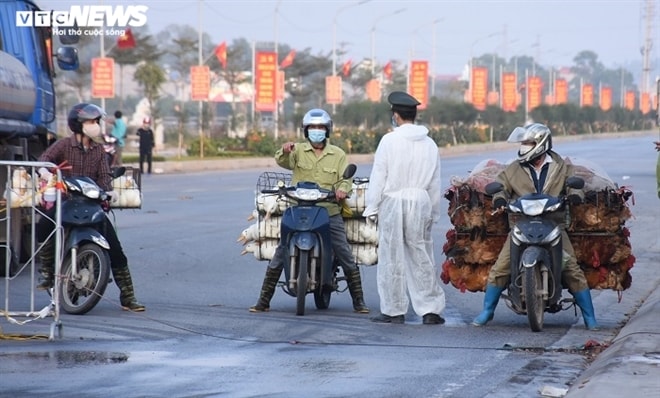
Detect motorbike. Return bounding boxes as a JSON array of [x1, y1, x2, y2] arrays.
[[262, 164, 357, 316], [54, 167, 126, 315], [485, 176, 585, 332]]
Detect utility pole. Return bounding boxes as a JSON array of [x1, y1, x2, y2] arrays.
[[640, 0, 655, 111]]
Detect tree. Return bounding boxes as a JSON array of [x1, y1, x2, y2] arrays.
[[134, 61, 166, 128], [107, 28, 164, 109]]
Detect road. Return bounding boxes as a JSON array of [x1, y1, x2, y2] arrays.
[[1, 132, 659, 397]]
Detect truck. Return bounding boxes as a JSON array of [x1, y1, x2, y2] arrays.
[[0, 0, 79, 274]]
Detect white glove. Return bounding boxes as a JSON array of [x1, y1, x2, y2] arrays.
[[106, 191, 118, 202], [38, 167, 53, 181]]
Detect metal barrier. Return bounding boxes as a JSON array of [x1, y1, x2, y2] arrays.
[[0, 161, 62, 340]]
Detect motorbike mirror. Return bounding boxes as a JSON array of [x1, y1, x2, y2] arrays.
[[566, 176, 585, 190], [485, 181, 504, 195], [111, 167, 126, 179], [343, 164, 357, 179]]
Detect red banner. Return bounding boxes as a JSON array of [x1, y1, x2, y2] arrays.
[[640, 92, 651, 114], [325, 76, 342, 105], [555, 79, 568, 105], [501, 73, 517, 112], [91, 57, 115, 98], [366, 79, 381, 102], [409, 60, 428, 110], [624, 90, 635, 110], [471, 67, 488, 111], [190, 65, 210, 101], [527, 76, 543, 110], [581, 83, 594, 107], [600, 86, 612, 111], [255, 51, 277, 112]]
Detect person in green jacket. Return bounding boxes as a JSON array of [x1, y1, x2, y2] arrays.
[[249, 109, 369, 314]]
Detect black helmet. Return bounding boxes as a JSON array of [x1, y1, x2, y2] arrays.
[[67, 103, 106, 135]]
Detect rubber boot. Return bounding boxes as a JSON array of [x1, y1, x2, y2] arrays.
[[573, 289, 600, 330], [472, 284, 505, 326], [249, 267, 282, 312], [36, 239, 55, 290], [345, 267, 369, 314], [113, 267, 146, 312]]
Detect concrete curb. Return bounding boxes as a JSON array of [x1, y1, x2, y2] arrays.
[[565, 285, 660, 397]]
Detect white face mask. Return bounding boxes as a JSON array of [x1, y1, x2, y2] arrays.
[[519, 143, 535, 155], [307, 129, 326, 143], [82, 123, 104, 144]]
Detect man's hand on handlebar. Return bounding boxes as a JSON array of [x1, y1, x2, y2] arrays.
[[335, 189, 347, 201]]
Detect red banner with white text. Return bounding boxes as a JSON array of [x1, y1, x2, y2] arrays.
[[600, 86, 612, 111], [501, 72, 517, 112], [255, 51, 277, 111], [527, 76, 543, 110], [581, 83, 594, 107], [409, 61, 428, 110], [624, 90, 635, 110], [471, 67, 488, 111], [554, 79, 568, 105]]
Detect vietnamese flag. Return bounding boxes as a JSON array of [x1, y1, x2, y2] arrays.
[[279, 50, 296, 69], [117, 28, 136, 49], [342, 60, 352, 77], [383, 61, 392, 80], [214, 42, 227, 69]]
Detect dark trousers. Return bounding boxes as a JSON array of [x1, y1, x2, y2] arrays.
[[139, 151, 153, 174]]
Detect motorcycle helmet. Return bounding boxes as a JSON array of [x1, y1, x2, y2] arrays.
[[68, 103, 106, 136], [301, 108, 333, 139], [507, 123, 552, 164]]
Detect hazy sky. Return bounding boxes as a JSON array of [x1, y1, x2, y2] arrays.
[[45, 0, 659, 77]]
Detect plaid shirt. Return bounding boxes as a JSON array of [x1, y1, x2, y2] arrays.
[[39, 135, 113, 191]]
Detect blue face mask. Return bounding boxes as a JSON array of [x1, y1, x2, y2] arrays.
[[307, 129, 326, 143]]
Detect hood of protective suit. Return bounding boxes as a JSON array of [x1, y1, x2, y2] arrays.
[[393, 123, 429, 140]]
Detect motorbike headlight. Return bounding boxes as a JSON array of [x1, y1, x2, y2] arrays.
[[78, 180, 101, 199], [520, 198, 548, 216], [290, 188, 327, 201]]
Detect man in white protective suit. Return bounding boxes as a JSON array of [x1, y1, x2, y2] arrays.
[[363, 91, 446, 325]]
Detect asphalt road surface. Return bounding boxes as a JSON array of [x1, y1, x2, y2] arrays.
[[1, 132, 659, 398]]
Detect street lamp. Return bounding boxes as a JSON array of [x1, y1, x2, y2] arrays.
[[468, 31, 500, 103], [273, 0, 282, 139], [332, 0, 370, 113], [333, 0, 371, 77], [371, 8, 406, 76]]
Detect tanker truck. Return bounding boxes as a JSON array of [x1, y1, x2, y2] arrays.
[[0, 0, 79, 275]]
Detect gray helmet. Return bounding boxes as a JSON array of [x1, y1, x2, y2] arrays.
[[507, 123, 553, 163], [301, 108, 332, 138]]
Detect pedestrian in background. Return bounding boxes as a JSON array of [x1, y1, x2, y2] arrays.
[[137, 117, 155, 174], [363, 91, 446, 325], [110, 110, 126, 166]]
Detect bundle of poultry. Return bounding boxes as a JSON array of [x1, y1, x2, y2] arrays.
[[441, 158, 635, 293]]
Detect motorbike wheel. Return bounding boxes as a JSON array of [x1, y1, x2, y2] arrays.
[[314, 286, 332, 310], [524, 266, 545, 332], [58, 243, 111, 315], [296, 250, 309, 316]]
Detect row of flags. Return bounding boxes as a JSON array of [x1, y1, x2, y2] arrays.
[[117, 32, 395, 80]]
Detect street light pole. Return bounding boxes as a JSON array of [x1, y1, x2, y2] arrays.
[[370, 8, 406, 76], [198, 0, 204, 158], [273, 0, 281, 140], [332, 0, 371, 114]]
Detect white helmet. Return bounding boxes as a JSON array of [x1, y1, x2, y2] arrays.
[[507, 123, 553, 164], [301, 108, 332, 138]]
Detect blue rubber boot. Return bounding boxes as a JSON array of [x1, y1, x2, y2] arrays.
[[472, 284, 505, 326], [573, 289, 600, 330]]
